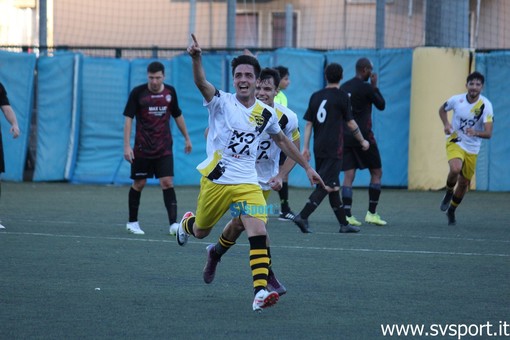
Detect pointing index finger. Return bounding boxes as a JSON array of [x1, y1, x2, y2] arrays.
[[191, 33, 198, 45]]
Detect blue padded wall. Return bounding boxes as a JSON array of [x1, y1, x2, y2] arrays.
[[71, 57, 130, 183], [1, 48, 507, 191], [325, 49, 412, 187], [34, 53, 78, 181], [0, 51, 36, 181], [475, 52, 510, 191], [272, 49, 327, 188]]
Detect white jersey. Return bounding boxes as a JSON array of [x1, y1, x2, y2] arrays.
[[197, 90, 281, 185], [444, 93, 494, 154], [256, 102, 300, 190]]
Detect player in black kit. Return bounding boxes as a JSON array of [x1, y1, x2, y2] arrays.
[[340, 58, 387, 227], [293, 63, 369, 234]]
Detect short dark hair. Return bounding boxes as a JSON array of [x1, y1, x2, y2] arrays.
[[147, 61, 165, 74], [259, 68, 281, 88], [467, 71, 484, 84], [274, 65, 289, 79], [231, 55, 261, 78], [355, 58, 372, 72], [324, 63, 343, 84]]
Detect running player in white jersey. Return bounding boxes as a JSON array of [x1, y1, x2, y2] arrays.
[[178, 34, 324, 312], [201, 68, 300, 297], [438, 71, 494, 225]]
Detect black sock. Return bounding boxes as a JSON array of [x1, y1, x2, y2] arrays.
[[279, 182, 290, 212], [299, 186, 328, 219], [183, 216, 196, 236], [445, 183, 455, 193], [342, 186, 353, 216], [128, 187, 141, 222], [329, 191, 348, 226], [368, 183, 381, 214], [214, 233, 236, 257], [163, 187, 177, 224]]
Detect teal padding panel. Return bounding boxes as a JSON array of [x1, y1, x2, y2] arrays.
[[71, 57, 130, 183], [34, 53, 76, 181], [254, 53, 274, 69], [476, 52, 510, 191], [474, 54, 490, 190], [167, 53, 230, 185], [0, 51, 36, 181], [272, 49, 326, 188], [377, 49, 412, 187], [326, 49, 412, 187]]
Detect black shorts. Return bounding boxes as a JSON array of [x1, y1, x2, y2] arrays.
[[315, 157, 342, 188], [278, 150, 287, 166], [130, 155, 174, 180], [342, 143, 382, 171]]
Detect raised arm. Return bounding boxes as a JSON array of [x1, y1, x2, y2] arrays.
[[187, 34, 216, 103], [369, 73, 385, 111]]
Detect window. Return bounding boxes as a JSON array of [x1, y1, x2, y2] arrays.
[[236, 12, 259, 48], [271, 11, 298, 48]]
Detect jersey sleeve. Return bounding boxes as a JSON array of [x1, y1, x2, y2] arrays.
[[123, 87, 140, 118], [483, 99, 494, 123], [265, 107, 281, 135], [370, 86, 386, 111], [285, 109, 300, 142], [342, 95, 354, 122], [167, 85, 182, 118], [443, 95, 456, 111], [205, 89, 224, 118], [303, 94, 315, 122], [0, 83, 10, 106]]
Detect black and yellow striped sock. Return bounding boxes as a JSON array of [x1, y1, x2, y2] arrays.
[[449, 195, 463, 211], [267, 246, 272, 269], [249, 235, 269, 294], [183, 216, 195, 236], [214, 233, 235, 256]]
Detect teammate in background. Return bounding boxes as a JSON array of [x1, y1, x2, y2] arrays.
[[273, 65, 297, 221], [340, 58, 387, 227], [123, 61, 192, 235], [0, 82, 21, 230], [180, 34, 323, 311], [202, 67, 300, 296], [438, 71, 494, 225], [293, 62, 369, 234], [274, 66, 290, 107]]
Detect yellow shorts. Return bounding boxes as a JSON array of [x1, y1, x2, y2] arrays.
[[262, 189, 271, 202], [195, 176, 268, 229], [446, 140, 478, 180]]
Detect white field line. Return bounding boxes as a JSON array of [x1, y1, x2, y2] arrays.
[[2, 231, 509, 258]]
